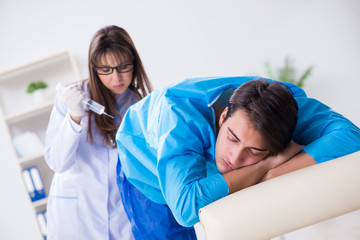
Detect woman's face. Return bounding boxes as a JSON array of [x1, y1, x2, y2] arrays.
[[215, 108, 270, 174], [97, 53, 133, 97]]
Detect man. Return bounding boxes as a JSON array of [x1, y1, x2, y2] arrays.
[[116, 76, 360, 239]]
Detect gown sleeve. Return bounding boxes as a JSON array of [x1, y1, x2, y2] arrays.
[[156, 99, 229, 227], [44, 93, 84, 173], [278, 80, 360, 163], [293, 96, 360, 163]]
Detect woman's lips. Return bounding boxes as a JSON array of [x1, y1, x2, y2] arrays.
[[113, 83, 124, 89]]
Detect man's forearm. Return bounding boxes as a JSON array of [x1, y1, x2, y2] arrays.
[[223, 161, 271, 194], [262, 151, 316, 181], [222, 141, 306, 194]]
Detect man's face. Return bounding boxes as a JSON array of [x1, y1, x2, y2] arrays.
[[215, 108, 270, 174]]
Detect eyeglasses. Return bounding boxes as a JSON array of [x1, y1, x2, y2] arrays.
[[95, 64, 134, 75]]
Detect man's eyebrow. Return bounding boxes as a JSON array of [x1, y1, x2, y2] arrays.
[[227, 127, 240, 141], [227, 127, 267, 152]]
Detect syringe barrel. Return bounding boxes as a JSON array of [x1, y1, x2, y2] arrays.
[[82, 98, 105, 115]]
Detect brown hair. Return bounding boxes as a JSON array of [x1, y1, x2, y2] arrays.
[[87, 25, 152, 146], [224, 79, 298, 155]]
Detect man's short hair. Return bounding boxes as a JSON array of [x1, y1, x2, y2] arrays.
[[224, 79, 298, 155]]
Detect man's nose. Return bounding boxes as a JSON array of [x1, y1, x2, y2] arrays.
[[229, 147, 245, 167]]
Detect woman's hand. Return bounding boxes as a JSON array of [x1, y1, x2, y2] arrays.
[[60, 85, 87, 124]]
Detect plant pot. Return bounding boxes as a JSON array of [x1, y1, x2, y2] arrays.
[[32, 89, 46, 104]]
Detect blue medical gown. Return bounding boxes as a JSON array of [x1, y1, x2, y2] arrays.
[[116, 76, 360, 228], [117, 158, 197, 239]]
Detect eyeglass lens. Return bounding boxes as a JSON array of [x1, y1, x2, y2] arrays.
[[96, 64, 133, 75]]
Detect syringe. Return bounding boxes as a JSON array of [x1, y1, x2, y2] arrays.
[[82, 98, 114, 119], [56, 82, 114, 119]]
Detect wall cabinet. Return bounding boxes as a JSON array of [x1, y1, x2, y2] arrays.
[[0, 51, 81, 239]]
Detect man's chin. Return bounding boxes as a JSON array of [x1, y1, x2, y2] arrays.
[[215, 162, 226, 174]]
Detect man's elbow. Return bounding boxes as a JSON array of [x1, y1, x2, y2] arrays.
[[172, 209, 198, 227], [170, 197, 199, 227]]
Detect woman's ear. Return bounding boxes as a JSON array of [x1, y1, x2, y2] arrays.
[[219, 107, 229, 127]]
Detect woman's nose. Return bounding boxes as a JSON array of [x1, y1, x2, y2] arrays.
[[111, 70, 123, 80]]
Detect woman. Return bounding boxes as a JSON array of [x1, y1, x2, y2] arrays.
[[45, 25, 152, 239]]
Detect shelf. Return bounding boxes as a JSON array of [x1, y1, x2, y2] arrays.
[[0, 50, 80, 117], [32, 197, 48, 208], [19, 152, 45, 166], [5, 100, 54, 123], [0, 51, 80, 83], [0, 50, 80, 240]]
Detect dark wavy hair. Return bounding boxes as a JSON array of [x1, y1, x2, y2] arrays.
[[224, 79, 298, 155], [86, 25, 152, 146]]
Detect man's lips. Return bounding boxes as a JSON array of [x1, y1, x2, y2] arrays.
[[223, 159, 236, 170]]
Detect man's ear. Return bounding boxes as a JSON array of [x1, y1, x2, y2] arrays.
[[219, 107, 229, 127]]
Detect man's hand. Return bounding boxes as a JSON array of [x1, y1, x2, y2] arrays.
[[260, 143, 316, 182], [262, 140, 304, 170], [223, 141, 308, 194]]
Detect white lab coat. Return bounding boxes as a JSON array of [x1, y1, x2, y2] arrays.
[[45, 82, 136, 240]]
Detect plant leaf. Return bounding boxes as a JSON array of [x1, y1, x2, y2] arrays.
[[265, 61, 274, 79], [279, 56, 295, 83], [296, 66, 313, 88], [26, 80, 47, 94]]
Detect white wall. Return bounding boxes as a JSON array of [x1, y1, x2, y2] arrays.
[[0, 0, 359, 239], [1, 0, 359, 126]]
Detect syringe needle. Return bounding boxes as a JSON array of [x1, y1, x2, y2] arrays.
[[103, 112, 114, 119]]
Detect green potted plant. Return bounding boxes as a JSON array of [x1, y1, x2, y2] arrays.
[[265, 56, 313, 88], [26, 80, 48, 103]]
